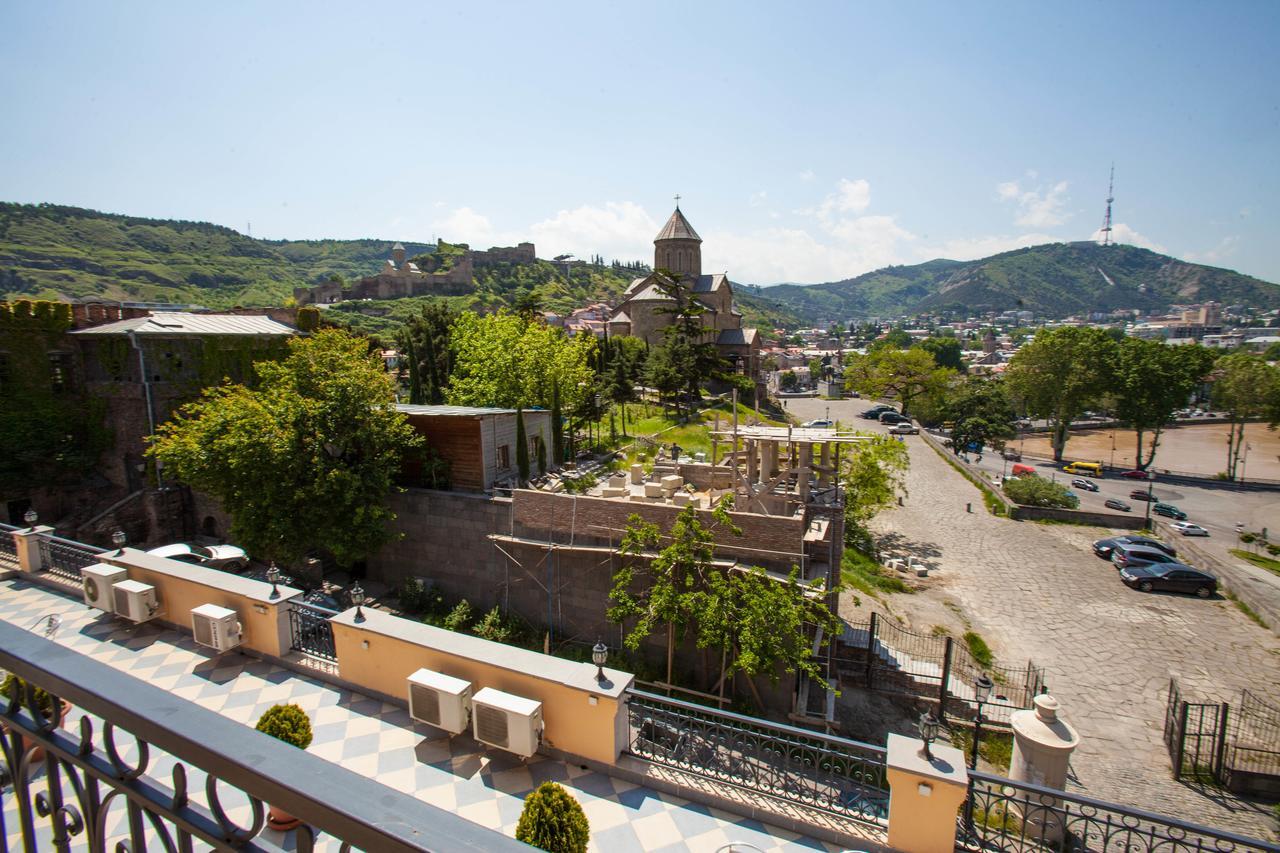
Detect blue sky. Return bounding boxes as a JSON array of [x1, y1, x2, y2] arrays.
[[3, 1, 1278, 285]]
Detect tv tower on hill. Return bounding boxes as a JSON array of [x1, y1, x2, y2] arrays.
[[1099, 164, 1115, 246]]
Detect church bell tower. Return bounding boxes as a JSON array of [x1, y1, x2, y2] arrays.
[[653, 201, 702, 281]]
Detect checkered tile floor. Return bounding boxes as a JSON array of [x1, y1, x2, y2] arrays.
[[1, 578, 847, 851]]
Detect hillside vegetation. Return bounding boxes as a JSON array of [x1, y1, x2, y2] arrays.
[[755, 243, 1280, 323]]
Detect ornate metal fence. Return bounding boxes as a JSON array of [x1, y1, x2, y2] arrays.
[[0, 618, 518, 852], [1165, 678, 1280, 795], [0, 522, 18, 564], [37, 534, 105, 582], [288, 601, 338, 661], [624, 689, 889, 825], [959, 769, 1280, 852]]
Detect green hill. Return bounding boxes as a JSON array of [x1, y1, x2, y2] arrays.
[[754, 243, 1280, 324]]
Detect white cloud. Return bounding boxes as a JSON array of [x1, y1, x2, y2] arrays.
[[431, 206, 501, 246], [819, 178, 872, 217], [916, 232, 1062, 262], [749, 190, 768, 207], [997, 179, 1071, 228], [1185, 235, 1240, 265], [798, 170, 815, 182], [527, 201, 658, 262], [1089, 222, 1167, 254]]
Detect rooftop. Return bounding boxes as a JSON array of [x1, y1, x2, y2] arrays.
[[72, 311, 296, 336], [396, 404, 540, 417], [654, 207, 702, 243]]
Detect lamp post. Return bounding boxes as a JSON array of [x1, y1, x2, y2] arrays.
[[1143, 472, 1155, 530], [111, 530, 127, 556], [266, 563, 281, 600], [918, 711, 943, 762], [592, 641, 608, 683], [969, 673, 994, 769], [23, 509, 38, 532], [350, 583, 366, 622]]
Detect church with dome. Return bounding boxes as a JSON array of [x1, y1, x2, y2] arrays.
[[607, 205, 761, 375]]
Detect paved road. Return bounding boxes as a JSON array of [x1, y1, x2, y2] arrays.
[[784, 396, 1280, 841]]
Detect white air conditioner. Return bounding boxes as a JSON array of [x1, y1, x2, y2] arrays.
[[112, 579, 158, 623], [407, 668, 471, 734], [472, 687, 543, 758], [191, 603, 243, 652], [82, 564, 128, 610]]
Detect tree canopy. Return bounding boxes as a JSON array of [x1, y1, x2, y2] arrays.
[[943, 378, 1016, 455], [843, 347, 954, 416], [1110, 338, 1216, 470], [446, 311, 596, 411], [1211, 353, 1280, 480], [148, 329, 420, 566], [841, 432, 910, 553]]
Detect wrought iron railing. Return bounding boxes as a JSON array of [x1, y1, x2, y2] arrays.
[[959, 769, 1280, 853], [0, 619, 521, 852], [289, 601, 338, 661], [0, 523, 18, 563], [37, 534, 105, 582], [625, 689, 889, 825]]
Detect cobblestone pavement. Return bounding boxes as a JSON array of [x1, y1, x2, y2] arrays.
[[787, 397, 1280, 841]]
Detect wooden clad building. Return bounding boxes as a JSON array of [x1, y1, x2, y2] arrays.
[[396, 405, 553, 492]]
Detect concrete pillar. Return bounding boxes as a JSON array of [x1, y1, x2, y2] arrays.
[[630, 464, 644, 485], [766, 440, 779, 479], [1008, 695, 1080, 844], [14, 526, 53, 573], [886, 733, 969, 853], [818, 442, 832, 487], [746, 438, 758, 486], [798, 443, 812, 503]]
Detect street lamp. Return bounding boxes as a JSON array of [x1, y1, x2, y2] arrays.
[[350, 583, 366, 622], [1143, 472, 1156, 530], [969, 674, 994, 769], [266, 563, 281, 600], [918, 711, 943, 762], [23, 509, 37, 531], [592, 640, 608, 683], [111, 529, 127, 556]]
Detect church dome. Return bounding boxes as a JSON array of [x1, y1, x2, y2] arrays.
[[654, 207, 701, 243]]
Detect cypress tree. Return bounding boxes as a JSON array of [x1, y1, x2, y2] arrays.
[[551, 379, 564, 465], [406, 337, 424, 405], [516, 407, 530, 484]]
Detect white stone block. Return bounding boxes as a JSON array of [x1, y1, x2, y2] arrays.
[[630, 464, 644, 485], [644, 482, 664, 498], [660, 475, 684, 490], [672, 492, 691, 507]]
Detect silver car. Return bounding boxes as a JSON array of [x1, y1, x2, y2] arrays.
[[147, 543, 250, 572]]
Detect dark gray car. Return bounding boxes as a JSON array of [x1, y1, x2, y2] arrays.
[[1111, 542, 1182, 570], [1092, 535, 1176, 560]]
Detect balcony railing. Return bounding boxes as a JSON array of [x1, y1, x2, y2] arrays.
[[36, 535, 104, 582], [0, 618, 526, 852], [0, 523, 17, 563]]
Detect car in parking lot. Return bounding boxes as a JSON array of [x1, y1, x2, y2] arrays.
[[1001, 448, 1022, 461], [861, 405, 895, 419], [879, 411, 908, 425], [1104, 498, 1132, 512], [147, 543, 249, 572], [1071, 478, 1099, 492], [1169, 521, 1209, 537], [1152, 503, 1187, 520], [1129, 489, 1158, 501], [1111, 542, 1182, 570], [1119, 563, 1217, 598], [889, 422, 919, 435], [1120, 469, 1153, 480], [1093, 535, 1176, 560], [802, 419, 833, 428]]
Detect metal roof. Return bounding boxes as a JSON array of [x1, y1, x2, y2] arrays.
[[716, 328, 759, 346], [72, 312, 297, 336], [629, 283, 676, 302], [396, 404, 549, 417], [654, 207, 701, 242], [692, 273, 727, 293]]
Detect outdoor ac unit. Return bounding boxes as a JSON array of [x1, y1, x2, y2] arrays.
[[407, 668, 471, 734], [191, 603, 242, 652], [112, 579, 158, 624], [82, 564, 128, 610], [472, 687, 543, 758]]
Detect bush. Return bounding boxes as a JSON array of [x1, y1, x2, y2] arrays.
[[255, 704, 313, 750], [1241, 532, 1257, 544], [443, 599, 473, 632], [397, 577, 427, 612], [963, 631, 994, 668], [1003, 477, 1078, 509], [515, 781, 590, 853], [1, 674, 57, 719], [296, 305, 320, 331], [473, 606, 515, 644]]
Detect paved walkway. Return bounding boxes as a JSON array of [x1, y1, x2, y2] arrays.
[[0, 577, 852, 852], [788, 397, 1280, 842]]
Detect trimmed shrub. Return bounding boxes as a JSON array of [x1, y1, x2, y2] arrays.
[[255, 704, 313, 749], [296, 306, 320, 332], [515, 781, 590, 853]]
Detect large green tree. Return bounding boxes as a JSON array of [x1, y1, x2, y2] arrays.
[[447, 311, 596, 411], [1004, 327, 1117, 461], [916, 337, 966, 373], [1211, 353, 1280, 480], [1110, 339, 1216, 470], [396, 302, 455, 405], [843, 347, 954, 416], [943, 378, 1016, 455], [149, 329, 421, 566], [649, 271, 725, 419], [841, 432, 910, 553]]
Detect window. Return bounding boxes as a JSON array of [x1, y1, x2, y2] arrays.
[[498, 445, 510, 470]]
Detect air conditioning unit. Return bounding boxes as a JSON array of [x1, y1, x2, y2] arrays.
[[82, 564, 128, 610], [112, 579, 158, 624], [472, 687, 543, 758], [407, 668, 471, 734], [191, 603, 242, 652]]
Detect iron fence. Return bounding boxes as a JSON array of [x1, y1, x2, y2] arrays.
[[289, 601, 338, 661], [37, 534, 105, 582], [0, 616, 519, 852], [0, 522, 18, 563], [959, 769, 1280, 852], [624, 689, 890, 825], [1166, 679, 1280, 795]]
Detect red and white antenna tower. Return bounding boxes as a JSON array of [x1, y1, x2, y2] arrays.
[[1099, 164, 1114, 246]]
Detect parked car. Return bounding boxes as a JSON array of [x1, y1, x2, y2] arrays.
[[1129, 489, 1158, 502], [1170, 521, 1209, 537], [861, 406, 895, 419], [802, 419, 833, 428], [147, 543, 250, 572], [1093, 535, 1176, 560], [1001, 448, 1022, 461], [889, 422, 919, 435], [1111, 542, 1182, 570], [1071, 478, 1099, 492], [1120, 469, 1153, 480], [1104, 498, 1132, 512], [879, 411, 908, 425], [1152, 503, 1188, 521], [1119, 563, 1217, 598]]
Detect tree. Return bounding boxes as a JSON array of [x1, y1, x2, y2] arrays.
[[1004, 327, 1117, 462], [943, 378, 1016, 455], [516, 407, 530, 484], [515, 782, 589, 853], [396, 302, 454, 405], [1110, 339, 1216, 470], [550, 378, 564, 464], [871, 328, 912, 350], [1003, 477, 1078, 509], [916, 337, 966, 373], [602, 346, 636, 436], [447, 311, 596, 411], [651, 270, 725, 418], [1211, 353, 1280, 480], [149, 329, 421, 567], [844, 347, 954, 416], [841, 433, 910, 554]]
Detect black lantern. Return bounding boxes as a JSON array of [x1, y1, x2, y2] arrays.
[[918, 711, 943, 762], [23, 509, 37, 529], [351, 583, 366, 622], [592, 641, 608, 683], [111, 530, 127, 556], [266, 563, 281, 600], [969, 673, 995, 769]]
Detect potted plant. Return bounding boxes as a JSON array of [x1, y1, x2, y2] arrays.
[[515, 781, 590, 853], [0, 674, 72, 764], [254, 703, 313, 831]]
